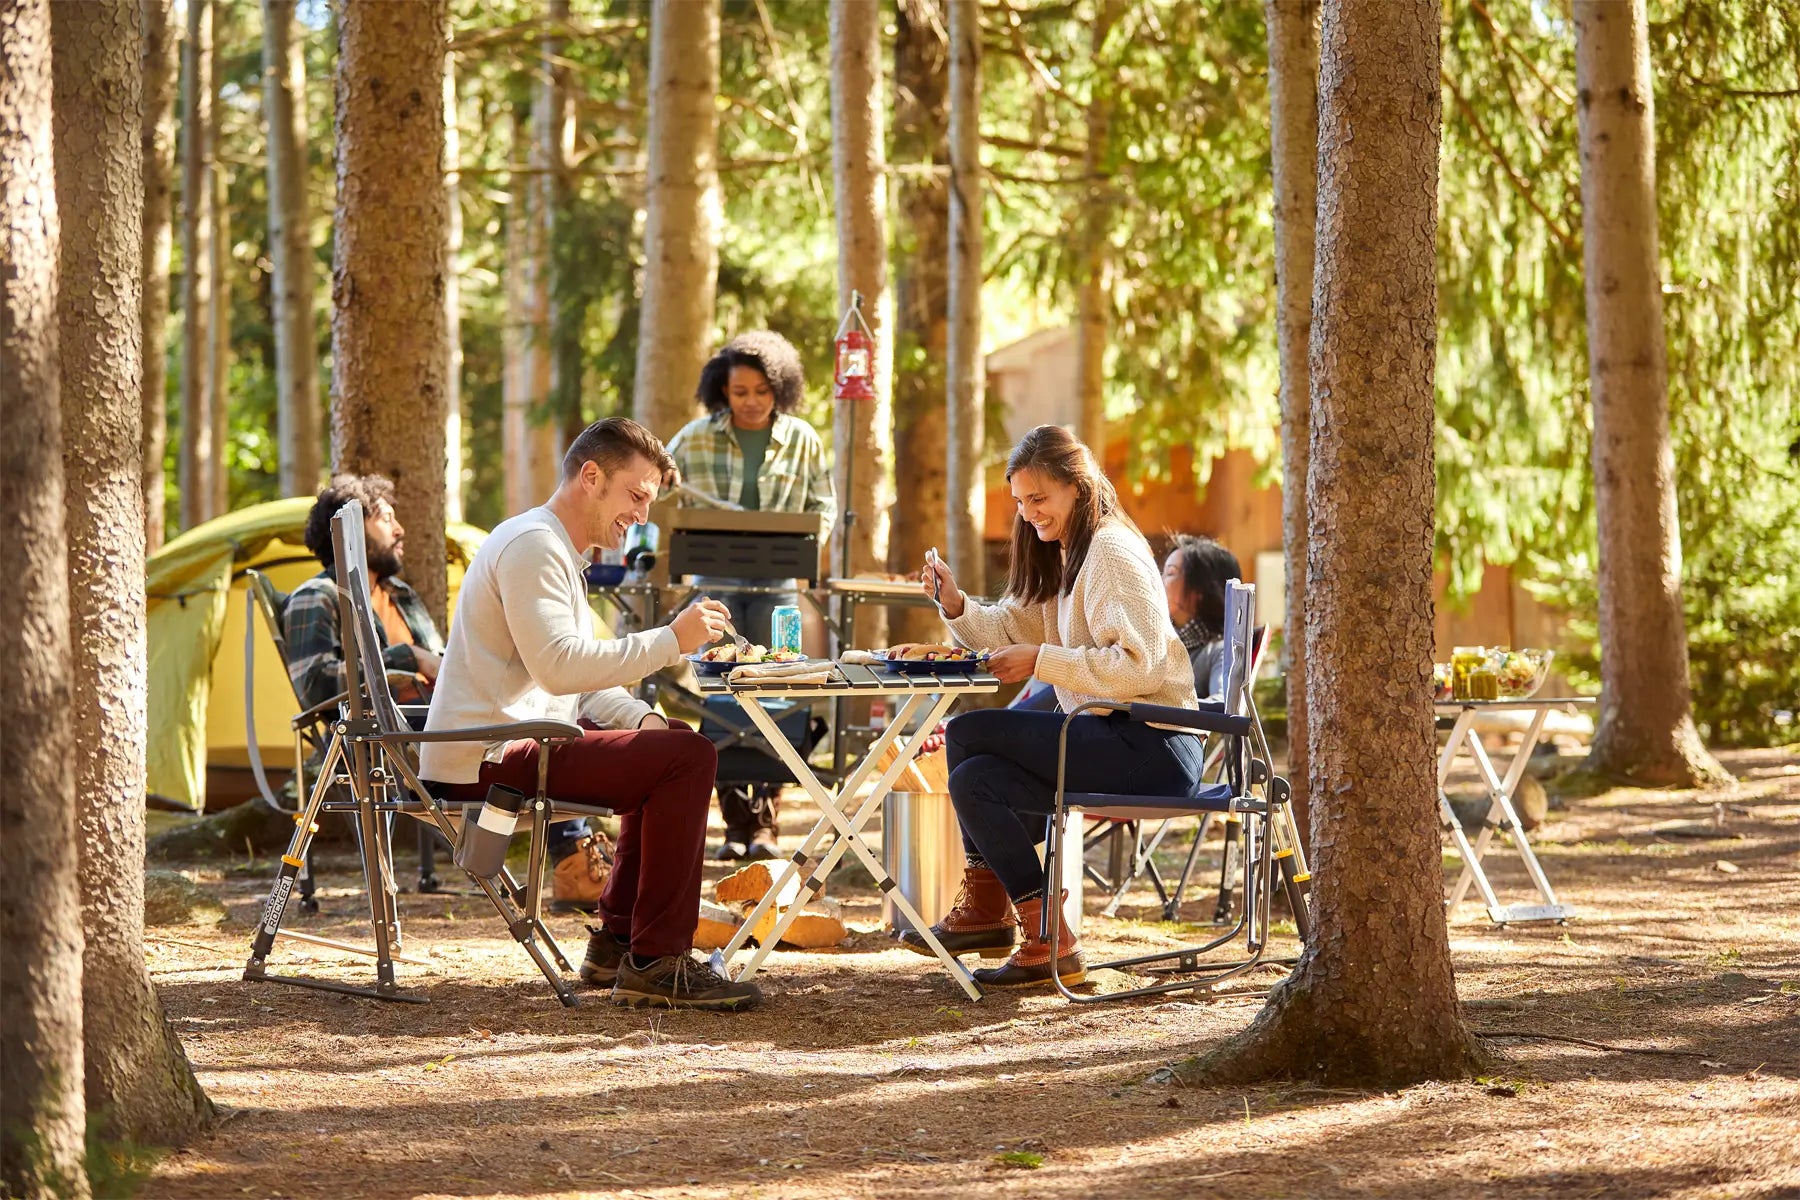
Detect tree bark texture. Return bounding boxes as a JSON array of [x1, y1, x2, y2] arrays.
[[0, 2, 89, 1191], [51, 0, 216, 1146], [177, 0, 214, 530], [521, 77, 557, 501], [443, 56, 464, 522], [542, 0, 583, 460], [1266, 0, 1319, 845], [829, 0, 893, 628], [208, 87, 229, 516], [944, 0, 983, 591], [631, 0, 719, 443], [330, 0, 450, 628], [502, 131, 536, 515], [889, 0, 950, 644], [139, 0, 178, 550], [1180, 0, 1483, 1088], [1573, 0, 1727, 788], [1073, 0, 1121, 457], [262, 0, 320, 499]]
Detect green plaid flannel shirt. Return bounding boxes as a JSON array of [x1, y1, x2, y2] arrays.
[[666, 411, 836, 536], [283, 570, 444, 711]]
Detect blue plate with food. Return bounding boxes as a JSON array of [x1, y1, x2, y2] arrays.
[[879, 643, 988, 675], [687, 645, 808, 676]]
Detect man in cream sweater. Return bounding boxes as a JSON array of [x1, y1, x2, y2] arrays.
[[421, 417, 762, 1011]]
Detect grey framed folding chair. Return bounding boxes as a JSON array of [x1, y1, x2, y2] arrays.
[[1041, 581, 1310, 1003], [244, 501, 610, 1006], [243, 569, 456, 911]]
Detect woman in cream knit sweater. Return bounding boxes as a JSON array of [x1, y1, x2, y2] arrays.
[[903, 424, 1202, 988]]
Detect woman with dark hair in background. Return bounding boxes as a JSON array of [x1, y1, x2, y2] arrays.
[[906, 425, 1203, 988], [1162, 534, 1242, 700], [667, 330, 836, 860]]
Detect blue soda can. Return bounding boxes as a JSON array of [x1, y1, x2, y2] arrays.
[[771, 605, 803, 656]]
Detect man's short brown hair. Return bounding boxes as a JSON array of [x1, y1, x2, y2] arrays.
[[563, 417, 678, 486]]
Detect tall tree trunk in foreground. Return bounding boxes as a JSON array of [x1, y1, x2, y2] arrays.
[[889, 0, 950, 643], [1073, 0, 1121, 457], [331, 0, 450, 628], [1574, 0, 1728, 789], [632, 0, 719, 442], [1177, 0, 1484, 1088], [263, 0, 321, 498], [829, 0, 893, 638], [1267, 0, 1320, 844], [139, 0, 179, 549], [944, 0, 983, 592], [0, 2, 89, 1191], [178, 0, 215, 530], [51, 0, 216, 1145], [443, 56, 464, 522]]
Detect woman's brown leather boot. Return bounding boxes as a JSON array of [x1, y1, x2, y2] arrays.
[[972, 891, 1085, 987], [898, 864, 1018, 958]]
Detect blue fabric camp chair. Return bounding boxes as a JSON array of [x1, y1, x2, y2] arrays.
[[1041, 580, 1306, 1002]]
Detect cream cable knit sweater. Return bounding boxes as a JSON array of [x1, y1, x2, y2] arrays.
[[946, 519, 1198, 715]]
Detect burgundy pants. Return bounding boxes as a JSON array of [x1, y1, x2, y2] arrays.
[[435, 725, 716, 958]]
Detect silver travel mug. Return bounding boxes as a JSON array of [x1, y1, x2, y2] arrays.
[[454, 784, 525, 878]]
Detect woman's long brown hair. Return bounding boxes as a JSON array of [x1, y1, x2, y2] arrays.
[[1003, 424, 1134, 604]]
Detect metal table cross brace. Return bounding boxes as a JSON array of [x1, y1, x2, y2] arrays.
[[697, 662, 999, 1001]]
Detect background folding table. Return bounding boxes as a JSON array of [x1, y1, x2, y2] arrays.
[[695, 661, 1000, 1000], [1437, 696, 1595, 925]]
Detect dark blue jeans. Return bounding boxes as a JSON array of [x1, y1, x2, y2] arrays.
[[945, 707, 1205, 903]]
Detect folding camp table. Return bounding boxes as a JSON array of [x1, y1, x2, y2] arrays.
[[696, 661, 1000, 1001], [1437, 697, 1594, 925]]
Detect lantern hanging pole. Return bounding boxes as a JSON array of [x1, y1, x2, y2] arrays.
[[834, 289, 874, 582]]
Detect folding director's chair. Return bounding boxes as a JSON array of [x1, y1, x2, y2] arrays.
[[243, 569, 450, 912], [243, 501, 610, 1006], [1041, 580, 1310, 1002]]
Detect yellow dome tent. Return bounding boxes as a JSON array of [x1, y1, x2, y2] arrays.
[[147, 498, 487, 811]]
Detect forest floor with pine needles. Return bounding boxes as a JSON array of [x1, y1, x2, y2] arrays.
[[138, 746, 1799, 1200]]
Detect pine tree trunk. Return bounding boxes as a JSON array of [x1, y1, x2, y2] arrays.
[[1573, 0, 1728, 789], [50, 0, 216, 1147], [522, 27, 557, 499], [1177, 0, 1484, 1088], [1073, 0, 1121, 458], [889, 0, 950, 643], [330, 0, 451, 628], [829, 0, 892, 636], [0, 3, 89, 1191], [1266, 0, 1319, 843], [263, 0, 320, 499], [542, 0, 583, 449], [443, 56, 464, 522], [632, 0, 719, 442], [501, 127, 535, 514], [944, 0, 983, 592], [209, 110, 230, 516], [178, 0, 215, 530], [139, 0, 180, 550]]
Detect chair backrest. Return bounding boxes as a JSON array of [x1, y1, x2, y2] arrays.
[[1216, 580, 1257, 718], [245, 569, 306, 705], [330, 501, 408, 736]]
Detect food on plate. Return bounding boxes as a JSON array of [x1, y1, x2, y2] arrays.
[[886, 642, 978, 663], [697, 644, 806, 665]]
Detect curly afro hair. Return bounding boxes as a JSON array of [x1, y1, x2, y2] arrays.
[[303, 474, 395, 569], [695, 330, 806, 416]]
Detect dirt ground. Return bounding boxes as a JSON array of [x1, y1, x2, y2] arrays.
[[139, 746, 1800, 1200]]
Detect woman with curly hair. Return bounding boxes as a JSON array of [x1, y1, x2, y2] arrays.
[[667, 330, 836, 859]]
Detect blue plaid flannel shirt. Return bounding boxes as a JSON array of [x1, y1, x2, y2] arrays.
[[283, 569, 444, 711]]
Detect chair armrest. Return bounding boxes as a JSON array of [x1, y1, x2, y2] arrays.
[[292, 690, 348, 730], [381, 719, 584, 744], [1128, 702, 1250, 738]]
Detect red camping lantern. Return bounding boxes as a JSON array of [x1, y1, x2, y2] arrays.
[[833, 292, 876, 402]]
